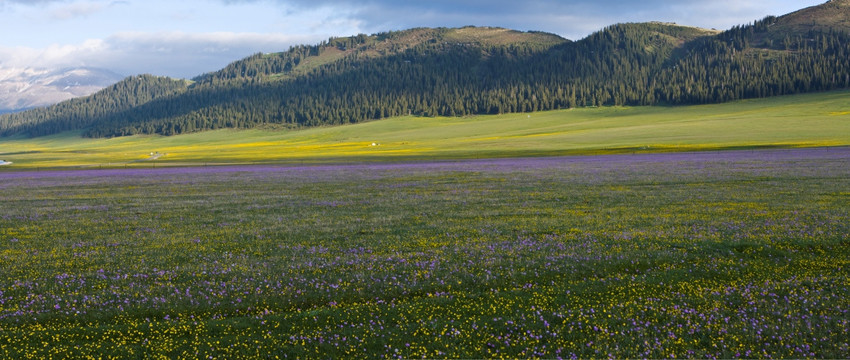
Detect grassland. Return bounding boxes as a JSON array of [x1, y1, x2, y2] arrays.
[[0, 149, 848, 358], [1, 90, 849, 169], [1, 91, 849, 357]]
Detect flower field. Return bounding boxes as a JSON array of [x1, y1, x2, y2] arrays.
[[1, 148, 848, 358]]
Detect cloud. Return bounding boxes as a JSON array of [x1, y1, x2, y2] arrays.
[[0, 0, 65, 4], [0, 39, 107, 70], [0, 0, 64, 10], [1, 0, 124, 20], [49, 1, 108, 20], [0, 31, 318, 78]]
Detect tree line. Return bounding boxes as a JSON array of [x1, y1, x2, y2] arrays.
[[2, 21, 848, 138]]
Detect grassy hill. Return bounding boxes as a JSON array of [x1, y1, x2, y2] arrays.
[[763, 0, 850, 39], [8, 14, 842, 138], [1, 90, 848, 168], [2, 0, 849, 147]]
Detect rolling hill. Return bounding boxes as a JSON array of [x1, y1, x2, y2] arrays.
[[0, 1, 848, 139], [1, 90, 848, 168], [758, 0, 850, 40]]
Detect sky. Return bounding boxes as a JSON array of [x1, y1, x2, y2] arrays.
[[0, 0, 825, 79]]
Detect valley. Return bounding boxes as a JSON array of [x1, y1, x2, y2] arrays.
[[1, 1, 849, 358], [1, 90, 848, 169]]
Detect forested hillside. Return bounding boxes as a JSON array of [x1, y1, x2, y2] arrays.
[[1, 0, 849, 138], [0, 75, 189, 136]]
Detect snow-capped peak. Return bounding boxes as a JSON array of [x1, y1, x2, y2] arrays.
[[0, 66, 124, 112]]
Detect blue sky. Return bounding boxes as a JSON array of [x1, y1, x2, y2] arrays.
[[0, 0, 825, 78]]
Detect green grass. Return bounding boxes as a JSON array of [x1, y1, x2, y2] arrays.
[[1, 91, 849, 168], [0, 150, 848, 358]]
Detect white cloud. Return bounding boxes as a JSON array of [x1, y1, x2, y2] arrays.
[[0, 0, 63, 6], [0, 31, 319, 78], [49, 1, 108, 20], [0, 39, 105, 69]]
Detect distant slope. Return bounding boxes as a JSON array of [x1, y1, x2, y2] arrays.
[[1, 0, 849, 138], [0, 25, 710, 137], [654, 4, 850, 104], [0, 67, 124, 112], [1, 90, 848, 168], [0, 75, 190, 136], [762, 0, 850, 40]]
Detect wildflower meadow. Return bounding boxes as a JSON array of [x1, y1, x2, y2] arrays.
[[1, 148, 848, 358]]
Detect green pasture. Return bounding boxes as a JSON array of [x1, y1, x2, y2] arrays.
[[1, 90, 849, 168], [1, 150, 848, 358]]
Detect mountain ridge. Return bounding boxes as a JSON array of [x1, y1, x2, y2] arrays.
[[0, 67, 124, 113], [1, 1, 848, 138]]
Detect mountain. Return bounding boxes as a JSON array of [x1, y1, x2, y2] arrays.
[[1, 1, 849, 138], [0, 67, 124, 113], [653, 0, 850, 104], [0, 74, 189, 136], [758, 0, 850, 41]]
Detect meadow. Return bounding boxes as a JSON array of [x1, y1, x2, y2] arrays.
[[1, 90, 849, 168], [1, 148, 848, 358]]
